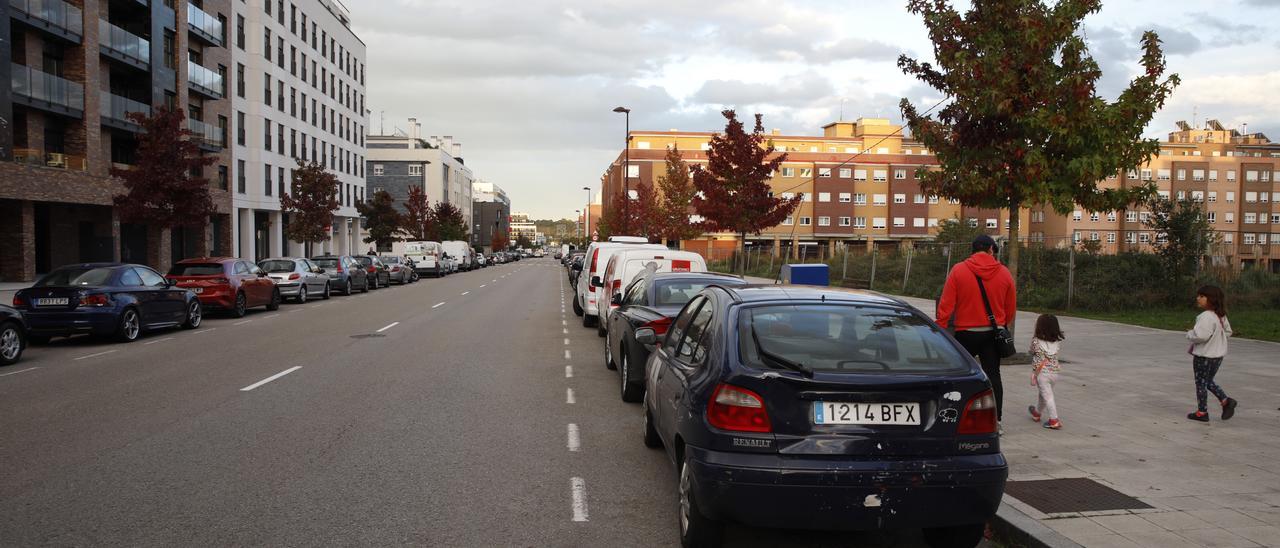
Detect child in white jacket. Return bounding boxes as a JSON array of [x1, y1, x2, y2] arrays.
[[1027, 315, 1065, 429], [1186, 285, 1236, 423]]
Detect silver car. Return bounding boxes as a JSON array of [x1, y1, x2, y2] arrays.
[[258, 258, 331, 303], [380, 255, 414, 284]]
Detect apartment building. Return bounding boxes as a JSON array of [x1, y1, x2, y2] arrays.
[[229, 0, 366, 261], [0, 0, 234, 282], [471, 181, 509, 252], [509, 212, 537, 245], [365, 122, 474, 228]]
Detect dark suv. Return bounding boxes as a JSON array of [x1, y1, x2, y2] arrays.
[[310, 255, 370, 295]]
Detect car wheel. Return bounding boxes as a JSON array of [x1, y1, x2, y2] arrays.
[[0, 321, 25, 365], [297, 285, 308, 303], [922, 524, 985, 548], [266, 289, 281, 311], [678, 459, 722, 548], [643, 405, 663, 448], [361, 277, 370, 293], [116, 308, 141, 343], [370, 276, 379, 290], [342, 279, 353, 296], [572, 296, 583, 316], [597, 319, 607, 338], [605, 339, 617, 370], [182, 300, 202, 329], [620, 349, 644, 403], [231, 292, 248, 318], [582, 313, 597, 328], [322, 282, 331, 300]]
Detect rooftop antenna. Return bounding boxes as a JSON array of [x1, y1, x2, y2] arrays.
[[1191, 106, 1197, 129], [839, 98, 845, 121], [380, 111, 385, 135]]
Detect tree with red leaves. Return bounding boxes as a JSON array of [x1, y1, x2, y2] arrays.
[[281, 160, 339, 254], [692, 110, 800, 273], [111, 107, 217, 229], [654, 145, 702, 244], [400, 186, 435, 241], [430, 202, 468, 241], [490, 229, 510, 252]]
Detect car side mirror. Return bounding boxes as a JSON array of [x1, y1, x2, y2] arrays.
[[635, 328, 658, 345], [572, 263, 582, 271], [610, 293, 623, 306], [317, 268, 326, 274], [591, 276, 602, 288]]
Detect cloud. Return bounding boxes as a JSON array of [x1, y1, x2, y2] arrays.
[[689, 73, 836, 108], [1239, 0, 1280, 7], [809, 38, 905, 64], [1184, 13, 1264, 47]]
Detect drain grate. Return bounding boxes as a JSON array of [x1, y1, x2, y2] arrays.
[[1004, 478, 1152, 514], [349, 333, 387, 339]]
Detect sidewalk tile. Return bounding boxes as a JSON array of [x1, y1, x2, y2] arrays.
[[1185, 509, 1269, 529], [1120, 530, 1205, 548], [1174, 527, 1262, 547], [1068, 533, 1143, 547], [1232, 526, 1280, 545], [1239, 509, 1280, 526], [1091, 513, 1166, 534], [1048, 517, 1113, 538], [1143, 511, 1217, 531]]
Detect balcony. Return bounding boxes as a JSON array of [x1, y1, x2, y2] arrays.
[[11, 64, 84, 117], [186, 4, 223, 46], [187, 118, 225, 151], [8, 0, 83, 42], [99, 19, 150, 70], [100, 91, 151, 132], [186, 62, 223, 99], [12, 148, 87, 171]]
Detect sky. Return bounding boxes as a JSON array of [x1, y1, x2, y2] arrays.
[[354, 0, 1280, 220]]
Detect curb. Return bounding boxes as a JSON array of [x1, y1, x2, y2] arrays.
[[991, 500, 1082, 548]]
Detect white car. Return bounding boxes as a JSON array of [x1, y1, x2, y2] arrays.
[[575, 239, 666, 328], [404, 241, 446, 278], [442, 240, 475, 271], [594, 248, 708, 336]]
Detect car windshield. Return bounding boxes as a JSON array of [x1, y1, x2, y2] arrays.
[[355, 257, 373, 266], [655, 281, 723, 306], [259, 260, 298, 273], [36, 267, 116, 287], [312, 258, 340, 268], [168, 264, 225, 276], [738, 304, 969, 374]]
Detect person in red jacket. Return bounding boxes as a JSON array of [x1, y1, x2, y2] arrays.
[[937, 235, 1017, 423]]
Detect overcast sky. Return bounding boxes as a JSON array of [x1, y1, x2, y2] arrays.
[[354, 0, 1280, 220]]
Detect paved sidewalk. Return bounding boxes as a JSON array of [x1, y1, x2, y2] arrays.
[[742, 277, 1280, 547]]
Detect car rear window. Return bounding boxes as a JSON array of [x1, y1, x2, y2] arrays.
[[36, 267, 116, 287], [654, 281, 720, 306], [355, 257, 373, 266], [738, 304, 969, 375], [167, 264, 225, 276], [312, 258, 340, 268], [383, 257, 401, 264], [259, 260, 297, 273]]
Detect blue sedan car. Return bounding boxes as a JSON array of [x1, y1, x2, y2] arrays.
[[642, 285, 1006, 548], [14, 263, 203, 343]]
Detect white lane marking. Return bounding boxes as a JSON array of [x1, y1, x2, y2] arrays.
[[309, 303, 325, 309], [461, 291, 470, 296], [233, 319, 253, 326], [240, 366, 302, 392], [74, 350, 117, 361], [563, 338, 570, 345], [262, 314, 280, 320], [562, 320, 567, 326], [563, 328, 569, 334], [565, 365, 573, 378], [480, 284, 486, 288], [564, 349, 571, 360], [143, 337, 175, 346], [492, 279, 497, 283], [190, 327, 216, 334], [567, 423, 581, 451], [570, 477, 589, 522], [0, 367, 39, 377], [376, 322, 400, 333], [566, 388, 576, 404], [432, 302, 445, 308]]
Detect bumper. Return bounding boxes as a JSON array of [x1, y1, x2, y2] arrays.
[[685, 446, 1006, 531], [194, 292, 235, 310], [25, 309, 120, 337], [274, 283, 302, 296]]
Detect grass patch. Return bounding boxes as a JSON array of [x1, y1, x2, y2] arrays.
[[1027, 307, 1280, 343]]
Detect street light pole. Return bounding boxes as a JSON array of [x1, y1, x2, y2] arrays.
[[575, 209, 582, 241], [613, 106, 631, 233], [582, 186, 592, 240]]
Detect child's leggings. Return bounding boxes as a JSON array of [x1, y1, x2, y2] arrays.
[[1193, 356, 1227, 413], [1035, 370, 1059, 421]]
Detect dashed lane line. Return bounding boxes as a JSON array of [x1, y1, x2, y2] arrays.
[[564, 338, 570, 345], [73, 350, 117, 361], [571, 477, 589, 522], [376, 322, 399, 333], [0, 367, 39, 377], [564, 349, 571, 360], [461, 291, 470, 296], [567, 423, 581, 452], [565, 365, 574, 378], [233, 319, 253, 326], [432, 302, 445, 309], [143, 337, 175, 346], [240, 366, 302, 392]]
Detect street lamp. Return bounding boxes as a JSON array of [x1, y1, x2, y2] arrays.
[[575, 209, 582, 241], [613, 106, 630, 231], [583, 186, 592, 240]]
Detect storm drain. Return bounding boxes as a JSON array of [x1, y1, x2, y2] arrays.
[[349, 333, 387, 339], [1004, 478, 1152, 514]]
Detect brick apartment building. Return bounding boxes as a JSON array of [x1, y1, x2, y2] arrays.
[[0, 0, 234, 282]]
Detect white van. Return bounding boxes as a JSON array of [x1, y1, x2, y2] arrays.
[[596, 249, 707, 333], [441, 241, 474, 271], [404, 241, 446, 277], [575, 239, 666, 328]]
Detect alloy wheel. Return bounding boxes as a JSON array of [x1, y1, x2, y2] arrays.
[[187, 301, 202, 328], [679, 461, 692, 535], [0, 326, 20, 361], [298, 286, 308, 303], [122, 310, 140, 341], [234, 293, 247, 317]]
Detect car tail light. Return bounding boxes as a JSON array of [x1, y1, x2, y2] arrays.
[[12, 295, 27, 308], [213, 277, 229, 285], [609, 279, 622, 305], [642, 316, 673, 336], [957, 389, 998, 435], [335, 265, 344, 273], [367, 266, 377, 273], [391, 266, 401, 272], [288, 273, 301, 280], [707, 384, 771, 433], [79, 294, 111, 308]]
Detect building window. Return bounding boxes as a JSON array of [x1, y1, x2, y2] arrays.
[[800, 168, 813, 178], [373, 164, 384, 176], [781, 167, 795, 177], [913, 194, 925, 204], [237, 160, 246, 193], [853, 217, 866, 229], [872, 194, 886, 206], [1226, 170, 1236, 181], [1141, 169, 1152, 180], [236, 15, 245, 49], [265, 28, 272, 61], [839, 216, 851, 227], [817, 192, 831, 202], [408, 164, 424, 176], [236, 112, 246, 145], [817, 216, 830, 226], [264, 163, 272, 196], [893, 194, 906, 204], [838, 193, 851, 203], [1072, 211, 1083, 221], [854, 169, 867, 181], [1207, 212, 1216, 223], [264, 120, 272, 151], [894, 169, 907, 180], [986, 219, 998, 229], [872, 170, 887, 182], [279, 167, 286, 198], [626, 165, 640, 178], [1176, 169, 1186, 181], [893, 217, 906, 228], [871, 217, 886, 229], [839, 168, 851, 178], [217, 166, 228, 190], [1226, 191, 1235, 202], [818, 168, 831, 178], [913, 218, 925, 228], [1225, 212, 1234, 223], [781, 217, 793, 226], [1089, 212, 1099, 222], [1107, 232, 1116, 243], [853, 193, 867, 205]]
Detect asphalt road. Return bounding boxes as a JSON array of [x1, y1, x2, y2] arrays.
[[0, 259, 978, 547]]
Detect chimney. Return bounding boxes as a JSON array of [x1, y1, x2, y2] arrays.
[[452, 142, 461, 158], [442, 135, 454, 155], [409, 118, 418, 140]]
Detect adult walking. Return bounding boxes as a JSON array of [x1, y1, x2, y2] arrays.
[[937, 235, 1017, 424]]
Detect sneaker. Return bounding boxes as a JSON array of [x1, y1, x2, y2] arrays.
[[1222, 398, 1238, 420], [1187, 411, 1209, 422], [1043, 419, 1062, 430], [1028, 406, 1042, 423]]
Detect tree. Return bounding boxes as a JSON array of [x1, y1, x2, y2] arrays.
[[280, 160, 339, 254], [692, 110, 801, 273], [934, 217, 988, 245], [111, 106, 217, 229], [654, 146, 703, 244], [515, 233, 534, 249], [1144, 197, 1216, 281], [898, 0, 1179, 297], [356, 189, 402, 250], [431, 202, 468, 241], [401, 186, 435, 241], [491, 229, 510, 251]]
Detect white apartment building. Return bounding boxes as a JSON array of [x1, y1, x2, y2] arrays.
[[230, 0, 368, 260], [425, 134, 475, 224], [472, 181, 510, 207], [366, 122, 473, 223]]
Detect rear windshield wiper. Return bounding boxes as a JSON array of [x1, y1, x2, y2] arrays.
[[751, 327, 812, 377]]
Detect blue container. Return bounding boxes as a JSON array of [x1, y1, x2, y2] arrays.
[[781, 264, 829, 286]]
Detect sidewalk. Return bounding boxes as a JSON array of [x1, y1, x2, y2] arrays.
[[744, 277, 1280, 547]]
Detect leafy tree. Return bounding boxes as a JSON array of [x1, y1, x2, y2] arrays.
[[280, 160, 339, 253], [111, 106, 217, 229], [692, 110, 801, 273], [654, 146, 702, 244], [357, 189, 402, 250], [1144, 197, 1216, 281], [898, 0, 1179, 291], [515, 234, 534, 249], [401, 186, 435, 241], [491, 229, 510, 251], [632, 180, 661, 240], [934, 216, 987, 245], [431, 202, 468, 241]]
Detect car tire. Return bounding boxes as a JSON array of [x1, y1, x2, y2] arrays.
[[605, 339, 617, 370], [343, 279, 353, 296], [597, 319, 607, 338], [182, 300, 202, 330], [0, 321, 25, 365], [361, 278, 370, 293], [115, 308, 141, 343], [678, 459, 722, 548], [582, 313, 597, 328], [620, 349, 643, 403], [370, 276, 379, 290], [297, 285, 308, 304], [266, 289, 281, 311], [643, 406, 662, 448], [322, 282, 331, 299], [922, 524, 985, 548], [572, 296, 583, 317], [231, 292, 248, 318]]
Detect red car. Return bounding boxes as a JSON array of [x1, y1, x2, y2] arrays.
[[166, 258, 280, 317]]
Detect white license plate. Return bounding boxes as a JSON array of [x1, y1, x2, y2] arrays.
[[36, 297, 69, 306], [191, 287, 203, 294], [814, 402, 921, 425]]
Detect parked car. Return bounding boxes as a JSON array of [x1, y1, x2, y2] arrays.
[[606, 271, 747, 401], [596, 248, 708, 337], [1, 304, 29, 365], [642, 284, 1006, 547], [16, 263, 205, 343], [404, 241, 447, 278], [259, 257, 331, 303], [568, 255, 585, 289], [167, 258, 280, 317], [575, 240, 666, 328], [355, 256, 392, 289], [380, 255, 413, 284], [310, 254, 369, 295]]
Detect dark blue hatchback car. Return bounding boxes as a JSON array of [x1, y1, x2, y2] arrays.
[[642, 285, 1006, 548], [14, 263, 203, 343]]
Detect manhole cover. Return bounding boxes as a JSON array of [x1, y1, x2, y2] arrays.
[[1004, 478, 1152, 514], [349, 333, 386, 339]]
